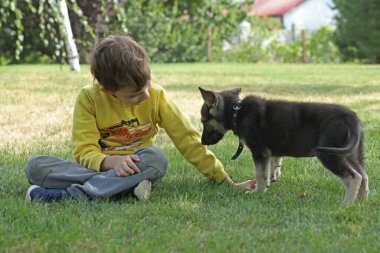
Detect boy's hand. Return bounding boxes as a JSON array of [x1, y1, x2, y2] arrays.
[[224, 176, 256, 190], [101, 155, 141, 177], [233, 179, 256, 190]]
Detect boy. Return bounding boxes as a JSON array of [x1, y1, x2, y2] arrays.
[[25, 34, 250, 203]]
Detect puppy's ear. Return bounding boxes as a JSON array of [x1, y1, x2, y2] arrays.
[[229, 88, 242, 95], [199, 87, 217, 106]]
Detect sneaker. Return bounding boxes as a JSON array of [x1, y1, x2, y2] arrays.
[[25, 185, 71, 203], [133, 180, 151, 201]]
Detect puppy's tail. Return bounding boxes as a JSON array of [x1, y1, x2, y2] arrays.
[[313, 121, 362, 155]]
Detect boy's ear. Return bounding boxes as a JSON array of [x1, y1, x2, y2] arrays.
[[199, 87, 217, 106]]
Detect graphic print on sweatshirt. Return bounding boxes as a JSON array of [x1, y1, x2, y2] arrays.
[[98, 118, 152, 151]]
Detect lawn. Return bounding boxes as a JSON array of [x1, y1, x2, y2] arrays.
[[0, 64, 379, 252]]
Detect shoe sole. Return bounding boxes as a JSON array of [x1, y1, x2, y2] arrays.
[[25, 185, 40, 202], [133, 180, 151, 201]]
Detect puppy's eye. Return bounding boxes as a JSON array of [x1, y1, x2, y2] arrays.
[[206, 124, 216, 131]]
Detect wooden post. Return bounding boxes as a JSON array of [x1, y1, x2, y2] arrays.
[[207, 26, 212, 63], [301, 29, 307, 63], [291, 23, 296, 42]]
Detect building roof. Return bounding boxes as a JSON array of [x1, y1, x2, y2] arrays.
[[251, 0, 305, 16]]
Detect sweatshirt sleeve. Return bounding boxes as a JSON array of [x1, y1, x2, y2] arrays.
[[156, 88, 228, 182], [71, 89, 107, 171]]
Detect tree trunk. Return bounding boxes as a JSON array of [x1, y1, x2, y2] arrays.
[[58, 0, 80, 72]]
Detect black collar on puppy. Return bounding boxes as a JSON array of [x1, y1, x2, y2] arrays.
[[231, 100, 242, 130], [231, 100, 244, 160], [231, 141, 244, 160]]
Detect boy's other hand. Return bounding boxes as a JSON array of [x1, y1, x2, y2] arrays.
[[101, 155, 141, 176], [114, 155, 141, 176]]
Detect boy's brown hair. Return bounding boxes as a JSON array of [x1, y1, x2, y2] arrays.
[[90, 34, 151, 92]]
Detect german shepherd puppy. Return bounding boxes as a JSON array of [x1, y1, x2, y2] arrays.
[[199, 87, 368, 204]]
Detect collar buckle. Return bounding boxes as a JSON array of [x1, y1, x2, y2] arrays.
[[232, 101, 242, 111], [232, 100, 242, 129]]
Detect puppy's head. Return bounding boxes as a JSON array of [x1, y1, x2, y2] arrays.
[[198, 87, 241, 145]]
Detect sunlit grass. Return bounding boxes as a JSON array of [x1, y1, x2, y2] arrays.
[[0, 64, 380, 252]]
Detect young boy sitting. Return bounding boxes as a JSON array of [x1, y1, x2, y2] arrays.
[[25, 34, 250, 202]]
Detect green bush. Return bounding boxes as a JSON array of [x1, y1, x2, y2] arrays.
[[227, 26, 342, 63], [20, 51, 54, 64], [214, 16, 281, 63], [267, 40, 303, 63], [308, 27, 341, 63], [119, 1, 249, 63], [216, 39, 269, 63], [0, 55, 11, 66], [0, 1, 251, 64]]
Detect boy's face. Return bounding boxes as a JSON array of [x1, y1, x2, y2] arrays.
[[111, 82, 151, 105]]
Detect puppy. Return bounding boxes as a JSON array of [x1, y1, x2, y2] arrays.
[[199, 87, 368, 204]]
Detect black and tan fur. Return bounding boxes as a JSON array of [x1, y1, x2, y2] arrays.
[[199, 87, 368, 204]]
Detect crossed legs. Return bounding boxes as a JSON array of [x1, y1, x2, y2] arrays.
[[25, 146, 168, 200]]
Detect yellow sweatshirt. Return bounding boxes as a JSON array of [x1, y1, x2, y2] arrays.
[[72, 83, 228, 182]]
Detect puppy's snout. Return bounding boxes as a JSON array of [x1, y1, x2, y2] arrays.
[[201, 132, 213, 145], [201, 135, 208, 145], [201, 131, 224, 146]]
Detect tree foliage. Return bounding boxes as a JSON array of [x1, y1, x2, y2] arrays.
[[0, 0, 127, 64], [333, 0, 380, 63], [121, 0, 251, 62], [0, 0, 251, 64]]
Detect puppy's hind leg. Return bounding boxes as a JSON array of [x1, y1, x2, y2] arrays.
[[341, 169, 362, 205], [348, 155, 369, 201], [356, 166, 368, 201], [356, 134, 368, 200], [318, 154, 362, 205], [270, 157, 282, 182]]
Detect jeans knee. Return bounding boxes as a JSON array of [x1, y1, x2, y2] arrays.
[[135, 146, 168, 177], [25, 155, 43, 184], [25, 155, 57, 184], [25, 155, 42, 176]]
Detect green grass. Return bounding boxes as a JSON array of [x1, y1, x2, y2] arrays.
[[0, 64, 380, 252]]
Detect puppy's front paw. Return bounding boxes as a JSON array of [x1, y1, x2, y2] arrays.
[[254, 178, 268, 193], [271, 166, 281, 182], [255, 187, 268, 193]]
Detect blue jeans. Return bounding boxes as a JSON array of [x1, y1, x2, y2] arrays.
[[25, 146, 168, 199]]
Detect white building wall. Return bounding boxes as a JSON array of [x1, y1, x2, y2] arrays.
[[283, 0, 338, 30]]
